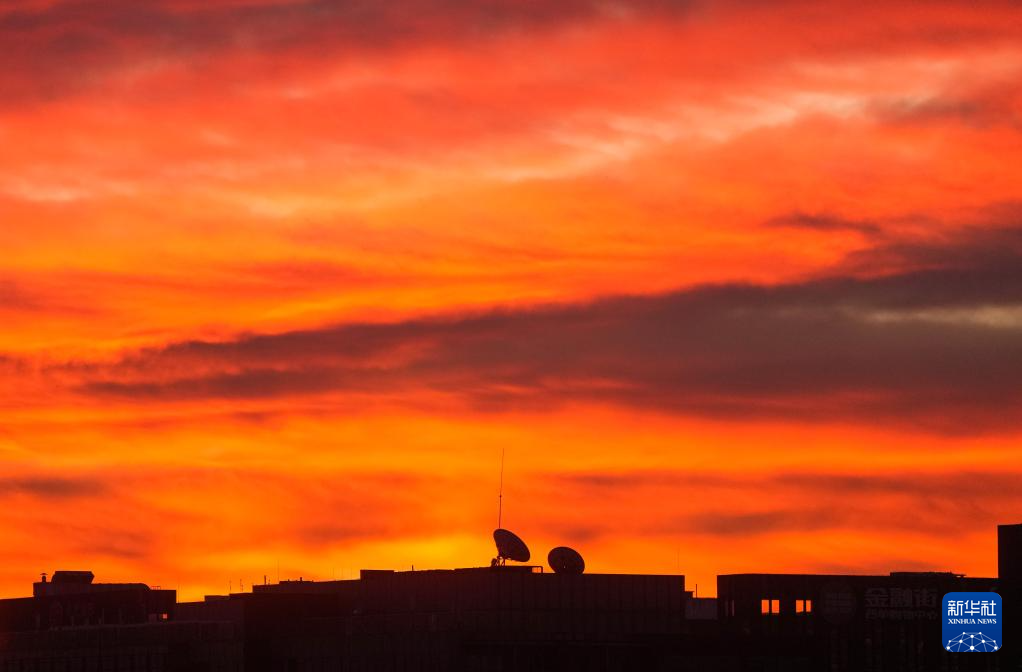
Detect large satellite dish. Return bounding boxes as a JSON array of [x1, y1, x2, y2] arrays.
[[493, 528, 531, 564], [548, 546, 585, 575]]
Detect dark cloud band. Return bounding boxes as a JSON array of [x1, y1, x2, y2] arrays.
[[60, 224, 1022, 434]]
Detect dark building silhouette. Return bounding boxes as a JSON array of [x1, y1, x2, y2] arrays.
[[717, 571, 1005, 670], [0, 571, 239, 671], [1000, 523, 1022, 583], [1, 570, 174, 631], [176, 566, 717, 671], [0, 525, 1019, 671]]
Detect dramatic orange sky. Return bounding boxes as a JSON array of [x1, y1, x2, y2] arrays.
[[2, 0, 1022, 600]]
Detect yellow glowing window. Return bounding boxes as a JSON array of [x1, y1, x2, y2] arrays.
[[796, 599, 812, 613], [761, 599, 780, 614]]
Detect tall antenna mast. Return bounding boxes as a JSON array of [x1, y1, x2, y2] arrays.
[[497, 445, 505, 529], [490, 447, 532, 568]]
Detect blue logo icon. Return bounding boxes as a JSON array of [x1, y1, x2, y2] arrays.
[[943, 592, 1001, 652]]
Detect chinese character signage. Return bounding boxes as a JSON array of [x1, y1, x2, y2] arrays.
[[863, 587, 939, 621], [942, 592, 1001, 652]]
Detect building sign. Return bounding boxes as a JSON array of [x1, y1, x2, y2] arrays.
[[863, 587, 939, 621]]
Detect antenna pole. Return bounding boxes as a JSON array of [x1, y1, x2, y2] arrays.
[[497, 446, 505, 529]]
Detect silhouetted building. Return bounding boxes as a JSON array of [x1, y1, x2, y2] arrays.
[[717, 571, 1002, 671], [1, 524, 1020, 671], [0, 571, 240, 671], [178, 566, 711, 671], [999, 523, 1022, 583], [0, 570, 174, 632]]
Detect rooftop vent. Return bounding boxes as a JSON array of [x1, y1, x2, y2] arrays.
[[51, 571, 95, 585]]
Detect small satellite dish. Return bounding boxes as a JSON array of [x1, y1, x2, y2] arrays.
[[493, 528, 531, 564], [548, 546, 585, 575]]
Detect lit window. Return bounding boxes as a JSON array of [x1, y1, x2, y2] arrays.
[[796, 599, 813, 614], [761, 599, 780, 614]]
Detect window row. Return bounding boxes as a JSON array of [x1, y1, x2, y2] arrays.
[[760, 598, 812, 615]]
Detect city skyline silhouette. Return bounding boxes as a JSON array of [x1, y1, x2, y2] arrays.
[[1, 524, 1018, 669]]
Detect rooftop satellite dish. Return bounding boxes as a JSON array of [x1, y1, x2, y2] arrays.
[[548, 546, 585, 575], [493, 528, 531, 565]]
